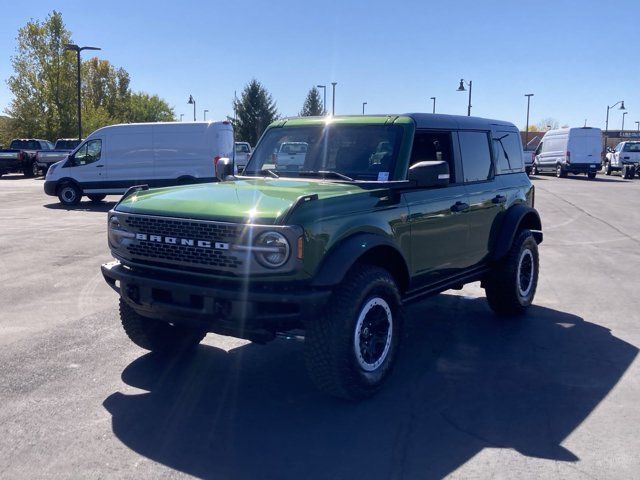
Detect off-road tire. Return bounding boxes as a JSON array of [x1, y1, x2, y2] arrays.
[[119, 299, 206, 354], [57, 183, 82, 206], [88, 194, 106, 203], [304, 264, 403, 400], [484, 229, 539, 316]]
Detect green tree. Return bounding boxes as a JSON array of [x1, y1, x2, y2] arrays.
[[5, 11, 76, 139], [232, 79, 278, 145], [126, 92, 175, 123], [299, 87, 324, 116]]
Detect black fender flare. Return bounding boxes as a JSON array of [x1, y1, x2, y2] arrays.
[[311, 232, 410, 290], [492, 204, 543, 261]]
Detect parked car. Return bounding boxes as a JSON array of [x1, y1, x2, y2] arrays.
[[603, 141, 640, 177], [234, 142, 252, 171], [35, 138, 83, 174], [0, 138, 53, 177], [101, 113, 542, 400], [44, 121, 234, 206], [532, 127, 602, 179], [273, 141, 308, 170]]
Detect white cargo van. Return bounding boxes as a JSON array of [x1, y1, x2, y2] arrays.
[[44, 121, 234, 205], [532, 127, 602, 179]]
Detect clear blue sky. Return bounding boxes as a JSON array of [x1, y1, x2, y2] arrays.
[[1, 0, 639, 131]]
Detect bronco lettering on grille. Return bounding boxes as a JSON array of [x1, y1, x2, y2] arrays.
[[135, 233, 229, 250]]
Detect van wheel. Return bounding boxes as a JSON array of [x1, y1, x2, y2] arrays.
[[604, 161, 612, 175], [556, 164, 567, 178], [120, 299, 206, 354], [304, 264, 403, 400], [57, 183, 82, 206], [484, 229, 539, 316], [88, 194, 106, 203]]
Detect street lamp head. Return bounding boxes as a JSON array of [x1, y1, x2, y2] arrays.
[[430, 96, 436, 100], [525, 93, 534, 97], [80, 46, 101, 52], [63, 43, 79, 51], [457, 79, 466, 92], [619, 101, 626, 110], [187, 95, 195, 105], [317, 84, 325, 88]]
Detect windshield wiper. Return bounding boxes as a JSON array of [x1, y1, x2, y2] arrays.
[[298, 170, 354, 181], [259, 168, 279, 178]]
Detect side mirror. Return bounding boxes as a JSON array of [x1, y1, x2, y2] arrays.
[[408, 161, 450, 188], [215, 157, 234, 181]]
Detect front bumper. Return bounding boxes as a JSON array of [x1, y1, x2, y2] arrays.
[[101, 261, 331, 342], [43, 180, 58, 196]]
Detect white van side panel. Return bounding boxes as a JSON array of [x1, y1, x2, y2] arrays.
[[153, 123, 213, 180], [107, 128, 154, 182]]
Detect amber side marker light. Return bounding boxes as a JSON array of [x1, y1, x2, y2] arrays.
[[297, 236, 304, 259]]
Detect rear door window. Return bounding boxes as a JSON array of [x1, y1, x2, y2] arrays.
[[409, 131, 456, 182], [493, 131, 524, 174], [458, 131, 493, 183]]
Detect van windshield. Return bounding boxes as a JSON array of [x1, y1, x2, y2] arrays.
[[243, 124, 403, 181]]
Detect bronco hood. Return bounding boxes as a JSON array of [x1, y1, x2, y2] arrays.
[[114, 178, 375, 224]]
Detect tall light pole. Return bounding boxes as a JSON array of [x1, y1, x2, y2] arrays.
[[204, 109, 209, 121], [316, 85, 327, 115], [430, 97, 436, 114], [635, 121, 640, 132], [524, 94, 534, 148], [331, 82, 337, 116], [179, 114, 184, 122], [621, 111, 627, 131], [63, 44, 101, 140], [187, 95, 196, 121], [605, 100, 625, 152], [456, 79, 473, 116], [362, 102, 367, 115]]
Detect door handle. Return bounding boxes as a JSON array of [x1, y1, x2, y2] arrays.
[[450, 201, 469, 212], [95, 165, 104, 168], [492, 195, 507, 204]]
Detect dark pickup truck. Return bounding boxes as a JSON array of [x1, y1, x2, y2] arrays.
[[0, 139, 53, 177], [35, 138, 82, 174]]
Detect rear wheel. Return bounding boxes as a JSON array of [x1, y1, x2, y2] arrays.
[[484, 229, 539, 316], [556, 164, 567, 178], [604, 161, 612, 175], [587, 171, 596, 179], [57, 183, 82, 206], [23, 161, 37, 178], [88, 194, 106, 203], [119, 299, 206, 354], [304, 264, 402, 400]]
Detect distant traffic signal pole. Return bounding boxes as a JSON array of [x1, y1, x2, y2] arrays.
[[64, 44, 101, 140]]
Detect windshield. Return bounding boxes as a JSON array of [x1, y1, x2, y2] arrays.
[[244, 124, 403, 181], [55, 140, 81, 150], [622, 143, 640, 152]]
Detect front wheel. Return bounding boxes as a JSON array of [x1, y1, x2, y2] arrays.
[[484, 229, 539, 316], [119, 299, 206, 354], [57, 183, 82, 206], [304, 264, 403, 400]]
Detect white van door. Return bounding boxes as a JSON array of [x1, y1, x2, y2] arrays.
[[106, 130, 154, 186], [65, 138, 106, 187], [568, 130, 601, 165]]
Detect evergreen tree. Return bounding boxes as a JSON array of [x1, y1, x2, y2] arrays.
[[232, 79, 278, 145], [300, 87, 324, 116]]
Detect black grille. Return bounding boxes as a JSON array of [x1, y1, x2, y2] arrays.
[[122, 215, 244, 271]]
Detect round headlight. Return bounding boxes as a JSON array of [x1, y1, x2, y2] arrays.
[[108, 215, 133, 246], [254, 231, 290, 268]]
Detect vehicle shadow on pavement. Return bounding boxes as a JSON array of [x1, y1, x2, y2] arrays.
[[103, 294, 638, 480], [43, 201, 117, 212]]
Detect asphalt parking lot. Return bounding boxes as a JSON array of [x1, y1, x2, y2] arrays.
[[0, 173, 639, 479]]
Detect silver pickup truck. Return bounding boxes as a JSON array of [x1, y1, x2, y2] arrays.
[[35, 138, 82, 173]]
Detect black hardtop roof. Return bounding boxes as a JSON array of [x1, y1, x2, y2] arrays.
[[403, 113, 516, 130]]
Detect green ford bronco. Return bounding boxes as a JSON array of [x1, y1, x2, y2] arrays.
[[102, 114, 542, 400]]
